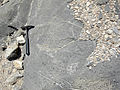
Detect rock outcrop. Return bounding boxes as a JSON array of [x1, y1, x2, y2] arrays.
[[0, 0, 120, 90]]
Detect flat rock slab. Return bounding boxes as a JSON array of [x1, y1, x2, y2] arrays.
[[22, 0, 120, 90], [0, 0, 32, 44]]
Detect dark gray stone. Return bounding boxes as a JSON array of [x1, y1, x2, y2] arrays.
[[0, 0, 32, 44], [1, 0, 120, 89], [96, 0, 109, 5], [66, 0, 73, 3], [0, 0, 3, 3]]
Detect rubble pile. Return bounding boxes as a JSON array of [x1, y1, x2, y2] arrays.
[[68, 0, 120, 69], [0, 28, 26, 90]]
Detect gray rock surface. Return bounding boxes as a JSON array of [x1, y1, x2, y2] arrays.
[[0, 0, 120, 90], [0, 0, 32, 44], [21, 0, 120, 90]]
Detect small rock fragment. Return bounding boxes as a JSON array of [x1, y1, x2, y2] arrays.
[[12, 85, 21, 90], [5, 71, 23, 85], [16, 35, 25, 45], [86, 2, 91, 6], [112, 37, 120, 43], [98, 12, 103, 20], [112, 27, 120, 35], [13, 60, 23, 70], [5, 42, 18, 58], [104, 4, 110, 12], [106, 29, 113, 34], [86, 61, 94, 68], [0, 0, 9, 5], [5, 42, 21, 61], [96, 0, 109, 5], [104, 34, 109, 40], [1, 43, 7, 51], [109, 48, 117, 56]]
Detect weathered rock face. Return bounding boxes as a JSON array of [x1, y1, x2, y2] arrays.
[[0, 0, 32, 44], [0, 0, 120, 90], [21, 0, 120, 90], [0, 0, 31, 89]]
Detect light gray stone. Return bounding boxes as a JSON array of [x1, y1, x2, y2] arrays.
[[104, 4, 110, 12], [5, 42, 18, 58], [112, 27, 120, 35], [98, 12, 103, 20], [22, 0, 120, 90], [5, 71, 23, 85]]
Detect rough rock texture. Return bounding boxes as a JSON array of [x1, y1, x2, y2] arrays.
[[21, 0, 120, 90], [0, 0, 32, 44], [0, 0, 120, 90], [5, 71, 23, 85]]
